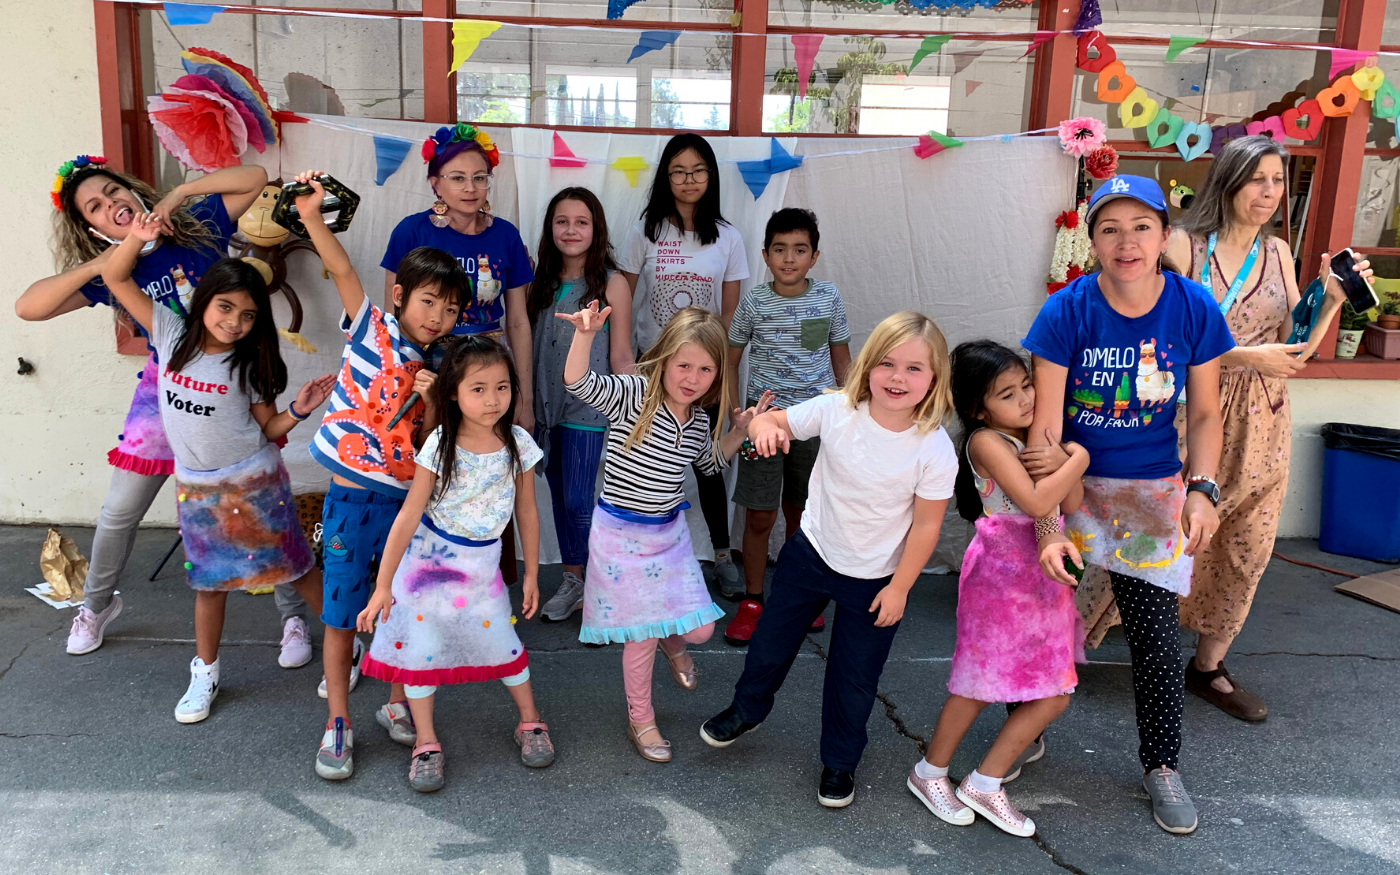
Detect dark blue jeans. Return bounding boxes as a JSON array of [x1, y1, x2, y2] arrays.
[[544, 425, 605, 567], [730, 531, 901, 772]]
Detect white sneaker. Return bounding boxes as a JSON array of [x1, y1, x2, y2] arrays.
[[278, 616, 313, 669], [318, 635, 364, 699], [315, 718, 354, 780], [67, 595, 124, 655], [175, 657, 219, 724], [540, 572, 585, 623]]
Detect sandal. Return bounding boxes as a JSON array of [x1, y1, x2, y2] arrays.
[[1185, 659, 1267, 722], [627, 720, 673, 763], [661, 647, 698, 691]]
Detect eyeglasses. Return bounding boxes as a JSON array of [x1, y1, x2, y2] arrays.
[[439, 173, 492, 190], [668, 168, 710, 185]]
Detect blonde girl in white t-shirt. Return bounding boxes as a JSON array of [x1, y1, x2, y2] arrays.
[[619, 133, 750, 593], [699, 311, 958, 810]]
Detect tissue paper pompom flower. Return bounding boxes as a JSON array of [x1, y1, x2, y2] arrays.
[[421, 137, 438, 162], [1084, 145, 1119, 179], [1058, 116, 1107, 158]]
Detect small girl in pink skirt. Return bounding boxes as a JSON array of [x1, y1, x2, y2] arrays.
[[908, 340, 1088, 838]]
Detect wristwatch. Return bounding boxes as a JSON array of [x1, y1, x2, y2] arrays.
[[1185, 475, 1220, 506]]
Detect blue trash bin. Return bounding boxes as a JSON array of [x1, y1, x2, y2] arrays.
[[1318, 423, 1400, 563]]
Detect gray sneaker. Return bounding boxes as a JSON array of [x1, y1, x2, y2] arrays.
[[540, 572, 585, 623], [713, 553, 744, 600], [376, 701, 416, 746], [1003, 736, 1045, 783], [409, 744, 445, 793], [314, 718, 353, 780], [1143, 767, 1198, 834], [515, 721, 556, 768]]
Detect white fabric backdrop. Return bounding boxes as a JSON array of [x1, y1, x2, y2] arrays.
[[252, 118, 1075, 567]]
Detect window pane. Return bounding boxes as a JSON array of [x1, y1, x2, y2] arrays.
[[1095, 0, 1335, 44], [769, 0, 1036, 34], [1069, 45, 1333, 141], [1385, 0, 1400, 45], [457, 0, 731, 25], [1366, 56, 1399, 148], [458, 29, 730, 129], [1355, 156, 1400, 249], [762, 35, 1032, 135]]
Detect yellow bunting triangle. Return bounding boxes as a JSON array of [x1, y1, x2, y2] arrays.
[[450, 20, 502, 75], [611, 156, 650, 187]]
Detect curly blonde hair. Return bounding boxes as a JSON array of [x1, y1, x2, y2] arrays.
[[52, 167, 222, 273], [626, 308, 732, 451], [842, 310, 953, 432]]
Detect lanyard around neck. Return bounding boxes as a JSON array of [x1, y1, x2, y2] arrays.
[[1202, 232, 1260, 316]]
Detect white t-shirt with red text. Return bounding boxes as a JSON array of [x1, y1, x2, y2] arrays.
[[618, 219, 749, 354], [151, 305, 268, 472]]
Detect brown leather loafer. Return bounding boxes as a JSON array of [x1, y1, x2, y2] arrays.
[[1185, 660, 1267, 722]]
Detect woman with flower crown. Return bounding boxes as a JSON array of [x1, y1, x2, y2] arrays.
[[14, 159, 318, 663]]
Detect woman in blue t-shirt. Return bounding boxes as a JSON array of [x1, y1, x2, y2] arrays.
[[1022, 176, 1234, 836], [15, 158, 315, 661], [381, 124, 536, 432]]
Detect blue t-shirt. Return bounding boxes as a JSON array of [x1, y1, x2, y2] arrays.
[[380, 211, 534, 336], [1021, 271, 1235, 480], [80, 196, 235, 339]]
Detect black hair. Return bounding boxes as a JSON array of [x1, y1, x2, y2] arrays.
[[394, 246, 473, 317], [642, 134, 727, 246], [167, 258, 287, 404], [950, 340, 1030, 523], [763, 207, 820, 251], [528, 186, 617, 326], [430, 335, 521, 503]]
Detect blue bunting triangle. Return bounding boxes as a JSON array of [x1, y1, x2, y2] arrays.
[[164, 2, 226, 25], [608, 0, 646, 18], [736, 138, 803, 199], [373, 136, 412, 185], [627, 30, 681, 63]]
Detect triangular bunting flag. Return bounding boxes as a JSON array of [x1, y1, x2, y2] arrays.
[[373, 136, 412, 185], [628, 30, 681, 63], [1019, 31, 1056, 60], [611, 156, 650, 187], [607, 0, 646, 18], [1164, 35, 1206, 62], [909, 35, 951, 73], [953, 51, 983, 76], [736, 138, 803, 199], [791, 34, 824, 100], [965, 80, 982, 97], [449, 20, 501, 75], [550, 132, 588, 168], [164, 3, 225, 25], [914, 131, 963, 159], [1329, 48, 1374, 79]]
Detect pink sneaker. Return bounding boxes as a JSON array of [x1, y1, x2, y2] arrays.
[[955, 775, 1036, 837], [67, 595, 123, 655], [906, 769, 974, 826]]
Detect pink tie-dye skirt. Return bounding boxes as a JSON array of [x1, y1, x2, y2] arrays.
[[109, 353, 176, 476]]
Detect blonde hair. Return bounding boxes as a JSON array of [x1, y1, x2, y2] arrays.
[[843, 310, 953, 432], [52, 167, 222, 273], [627, 308, 732, 451]]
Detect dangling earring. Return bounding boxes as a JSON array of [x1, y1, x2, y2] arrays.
[[430, 190, 449, 229], [480, 199, 491, 216], [1156, 253, 1163, 275]]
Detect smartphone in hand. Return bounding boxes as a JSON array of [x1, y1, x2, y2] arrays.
[[1330, 248, 1379, 312]]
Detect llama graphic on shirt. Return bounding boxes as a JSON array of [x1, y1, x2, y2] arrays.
[[171, 265, 196, 310], [475, 255, 502, 304], [1135, 338, 1175, 406]]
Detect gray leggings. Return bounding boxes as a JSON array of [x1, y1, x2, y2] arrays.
[[84, 467, 307, 622]]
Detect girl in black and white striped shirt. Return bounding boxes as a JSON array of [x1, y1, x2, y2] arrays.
[[561, 304, 769, 763]]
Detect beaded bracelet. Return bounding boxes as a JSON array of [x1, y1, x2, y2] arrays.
[[1034, 515, 1062, 540], [739, 438, 761, 462], [287, 402, 309, 422]]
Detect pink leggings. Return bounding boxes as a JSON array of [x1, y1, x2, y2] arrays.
[[622, 623, 715, 724]]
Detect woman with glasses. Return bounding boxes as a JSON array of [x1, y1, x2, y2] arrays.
[[618, 134, 750, 596], [382, 123, 537, 432]]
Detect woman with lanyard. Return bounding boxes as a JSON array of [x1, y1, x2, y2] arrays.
[[1027, 175, 1233, 834], [16, 157, 316, 664], [1163, 135, 1363, 721], [382, 124, 537, 584]]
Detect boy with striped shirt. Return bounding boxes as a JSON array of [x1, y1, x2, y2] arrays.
[[723, 208, 851, 645]]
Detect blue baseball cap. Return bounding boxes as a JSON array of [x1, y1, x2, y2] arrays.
[[1086, 175, 1169, 225]]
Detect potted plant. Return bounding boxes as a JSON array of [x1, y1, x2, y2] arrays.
[[1380, 301, 1400, 331], [1336, 302, 1370, 359], [1364, 301, 1400, 360]]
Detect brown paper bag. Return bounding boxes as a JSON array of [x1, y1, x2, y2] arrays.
[[39, 528, 89, 603]]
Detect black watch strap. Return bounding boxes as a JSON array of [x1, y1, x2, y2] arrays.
[[1186, 480, 1220, 506]]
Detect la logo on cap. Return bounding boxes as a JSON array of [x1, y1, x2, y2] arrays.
[[1109, 177, 1130, 193]]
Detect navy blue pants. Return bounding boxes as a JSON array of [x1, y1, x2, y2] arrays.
[[730, 531, 900, 772], [543, 425, 605, 567]]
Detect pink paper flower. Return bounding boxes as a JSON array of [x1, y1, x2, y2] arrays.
[[1059, 116, 1107, 158]]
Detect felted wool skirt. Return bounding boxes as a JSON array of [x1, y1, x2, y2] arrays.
[[109, 353, 175, 475], [361, 515, 528, 686], [579, 500, 725, 645], [1065, 475, 1193, 596], [174, 443, 313, 592], [948, 514, 1083, 703]]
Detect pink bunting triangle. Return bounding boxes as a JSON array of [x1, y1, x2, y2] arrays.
[[1019, 31, 1056, 59], [1329, 48, 1374, 79], [952, 51, 983, 76], [965, 80, 982, 97], [792, 34, 824, 100], [550, 131, 587, 168]]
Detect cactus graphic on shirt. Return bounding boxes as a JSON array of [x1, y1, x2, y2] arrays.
[[171, 265, 196, 310], [1112, 372, 1131, 417], [1072, 388, 1105, 411]]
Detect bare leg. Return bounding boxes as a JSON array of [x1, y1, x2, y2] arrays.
[[741, 508, 778, 597], [390, 683, 406, 703], [505, 679, 542, 723], [563, 563, 584, 580], [781, 502, 803, 543], [925, 694, 988, 768], [193, 591, 228, 665], [288, 568, 323, 616], [1193, 633, 1236, 693], [978, 695, 1070, 778], [406, 693, 437, 745], [323, 626, 355, 727]]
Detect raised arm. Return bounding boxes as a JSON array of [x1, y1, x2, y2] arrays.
[[151, 164, 268, 229], [605, 273, 637, 376], [558, 303, 610, 385], [292, 172, 365, 317], [97, 219, 159, 333], [16, 254, 110, 321], [252, 374, 335, 441]]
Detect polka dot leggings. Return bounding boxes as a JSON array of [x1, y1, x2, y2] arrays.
[[1109, 571, 1184, 772]]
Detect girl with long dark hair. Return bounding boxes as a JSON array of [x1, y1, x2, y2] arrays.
[[618, 134, 750, 592], [98, 215, 332, 725], [527, 187, 636, 623]]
